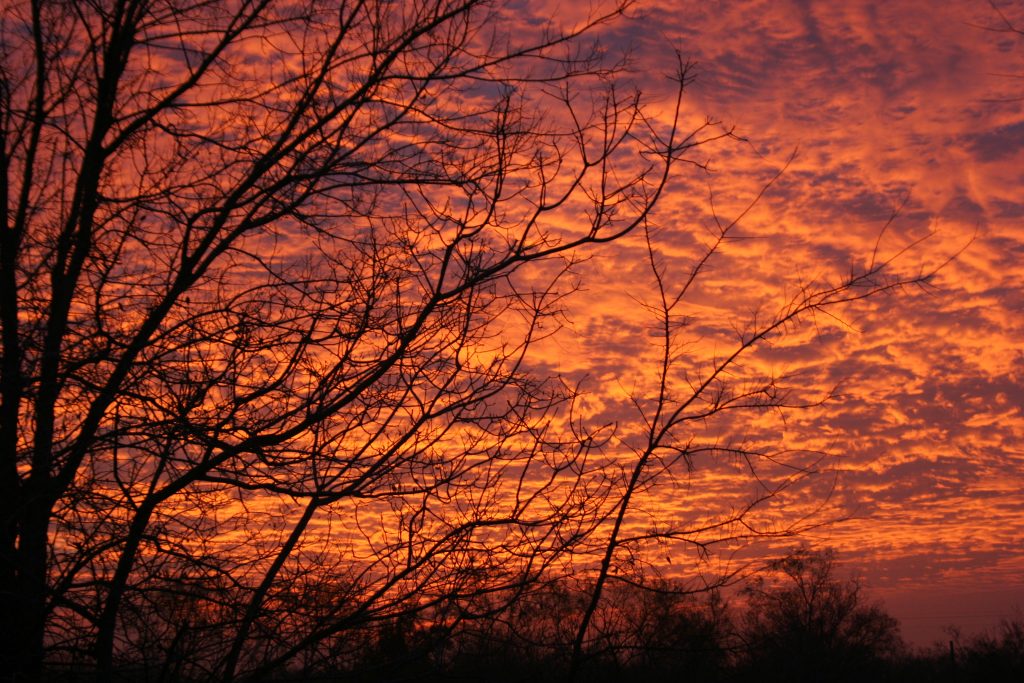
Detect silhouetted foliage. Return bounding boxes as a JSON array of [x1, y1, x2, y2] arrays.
[[31, 542, 1024, 682], [372, 578, 733, 683], [736, 547, 903, 683], [941, 616, 1024, 682]]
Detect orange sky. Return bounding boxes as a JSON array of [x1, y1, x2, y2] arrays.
[[524, 0, 1024, 645], [11, 0, 1018, 658]]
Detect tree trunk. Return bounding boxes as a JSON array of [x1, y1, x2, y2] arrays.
[[2, 501, 49, 682]]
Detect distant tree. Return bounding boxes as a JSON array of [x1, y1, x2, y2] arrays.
[[945, 613, 1024, 681], [737, 547, 903, 682], [437, 579, 582, 681], [422, 577, 730, 682], [590, 581, 732, 682]]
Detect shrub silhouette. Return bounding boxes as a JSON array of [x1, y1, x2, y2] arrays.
[[737, 547, 903, 683]]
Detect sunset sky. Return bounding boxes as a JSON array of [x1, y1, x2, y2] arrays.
[[7, 1, 1023, 674], [530, 0, 1024, 644]]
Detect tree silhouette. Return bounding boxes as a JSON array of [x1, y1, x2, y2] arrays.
[[737, 547, 903, 683], [0, 0, 705, 679], [944, 614, 1024, 681], [0, 0, 935, 680]]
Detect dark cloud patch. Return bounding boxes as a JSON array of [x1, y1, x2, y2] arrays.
[[989, 198, 1024, 219], [848, 455, 982, 506], [965, 120, 1024, 162], [984, 237, 1024, 273], [775, 166, 917, 233], [941, 193, 986, 224]]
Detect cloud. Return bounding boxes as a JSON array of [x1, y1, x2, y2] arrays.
[[541, 0, 1024, 612]]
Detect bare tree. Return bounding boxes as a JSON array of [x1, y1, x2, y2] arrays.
[[0, 0, 714, 679], [0, 0, 941, 680]]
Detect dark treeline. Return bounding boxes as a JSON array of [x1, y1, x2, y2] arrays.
[[41, 548, 1023, 683]]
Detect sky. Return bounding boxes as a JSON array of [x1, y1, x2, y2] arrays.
[[10, 0, 1024, 673], [531, 0, 1024, 645]]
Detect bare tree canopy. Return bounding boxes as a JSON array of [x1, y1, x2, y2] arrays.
[[0, 0, 700, 678], [0, 0, 930, 681]]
